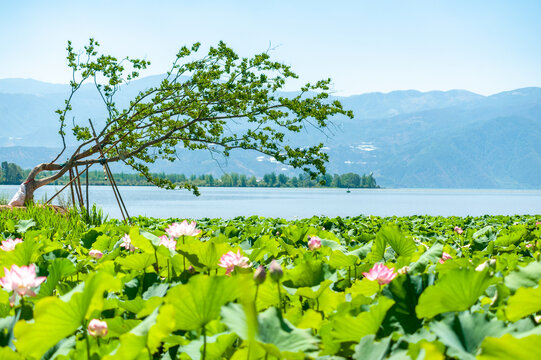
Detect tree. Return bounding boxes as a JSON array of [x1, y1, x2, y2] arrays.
[[230, 173, 239, 187], [340, 173, 361, 188], [11, 39, 352, 204], [239, 174, 247, 187], [247, 176, 258, 187], [331, 174, 342, 188], [1, 162, 24, 185], [277, 173, 288, 186]]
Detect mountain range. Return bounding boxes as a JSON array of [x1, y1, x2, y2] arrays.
[[1, 76, 540, 188]]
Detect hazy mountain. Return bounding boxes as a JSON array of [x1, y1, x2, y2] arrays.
[[1, 77, 540, 188]]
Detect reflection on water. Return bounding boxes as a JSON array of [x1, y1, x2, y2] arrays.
[[1, 185, 541, 220]]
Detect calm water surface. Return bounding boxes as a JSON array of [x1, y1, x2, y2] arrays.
[[1, 185, 541, 219]]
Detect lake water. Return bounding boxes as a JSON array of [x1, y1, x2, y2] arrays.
[[1, 185, 541, 219]]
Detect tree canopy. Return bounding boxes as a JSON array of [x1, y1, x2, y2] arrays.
[[19, 39, 353, 202]]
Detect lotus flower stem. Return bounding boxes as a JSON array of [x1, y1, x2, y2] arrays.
[[277, 281, 284, 315], [182, 235, 186, 272], [254, 284, 260, 303], [84, 322, 91, 360], [154, 250, 159, 273], [202, 325, 207, 360]]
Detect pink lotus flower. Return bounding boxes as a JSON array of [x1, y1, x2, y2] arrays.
[[87, 319, 108, 337], [218, 250, 251, 275], [89, 249, 103, 259], [0, 264, 46, 304], [308, 236, 322, 250], [165, 220, 201, 238], [526, 243, 534, 249], [119, 234, 137, 252], [159, 235, 177, 250], [439, 252, 453, 264], [363, 263, 396, 285], [454, 226, 463, 234], [0, 238, 23, 252], [536, 222, 541, 226]]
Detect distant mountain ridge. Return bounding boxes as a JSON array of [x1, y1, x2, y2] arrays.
[[1, 76, 540, 189]]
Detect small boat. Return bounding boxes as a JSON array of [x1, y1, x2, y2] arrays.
[[346, 188, 351, 193]]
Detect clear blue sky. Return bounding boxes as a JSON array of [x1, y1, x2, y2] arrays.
[[1, 0, 540, 95]]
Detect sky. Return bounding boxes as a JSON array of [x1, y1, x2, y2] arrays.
[[1, 0, 540, 96]]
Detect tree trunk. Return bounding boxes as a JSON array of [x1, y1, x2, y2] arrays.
[[23, 179, 39, 203], [9, 162, 65, 206]]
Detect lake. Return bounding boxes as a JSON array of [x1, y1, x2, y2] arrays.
[[1, 185, 541, 219]]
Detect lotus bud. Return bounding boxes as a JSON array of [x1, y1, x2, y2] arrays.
[[398, 266, 410, 275], [269, 260, 283, 282], [89, 249, 103, 259], [308, 236, 322, 250], [87, 319, 108, 337], [254, 265, 266, 285]]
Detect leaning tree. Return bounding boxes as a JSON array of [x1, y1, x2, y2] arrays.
[[8, 39, 353, 206]]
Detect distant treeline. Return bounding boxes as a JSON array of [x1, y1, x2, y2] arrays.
[[0, 162, 378, 188]]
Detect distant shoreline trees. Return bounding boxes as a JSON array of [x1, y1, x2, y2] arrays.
[[0, 162, 378, 188]]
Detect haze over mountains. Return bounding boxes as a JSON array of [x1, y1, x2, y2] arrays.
[[1, 76, 540, 188]]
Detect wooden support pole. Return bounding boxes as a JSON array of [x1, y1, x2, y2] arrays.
[[88, 119, 131, 223]]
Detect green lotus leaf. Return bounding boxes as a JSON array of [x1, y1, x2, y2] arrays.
[[370, 224, 416, 262], [409, 243, 443, 273], [471, 226, 496, 250], [504, 260, 541, 292], [353, 334, 391, 360], [166, 274, 238, 330], [332, 297, 395, 343], [416, 268, 491, 318], [15, 219, 36, 234], [0, 236, 40, 269], [495, 226, 528, 247], [317, 285, 345, 315], [383, 274, 427, 334], [0, 346, 22, 360], [329, 250, 358, 268], [320, 239, 346, 252], [128, 227, 155, 253], [430, 312, 507, 359], [147, 304, 176, 353], [104, 318, 141, 337], [37, 258, 76, 298], [255, 278, 280, 310], [347, 278, 380, 298], [292, 279, 333, 299], [221, 304, 318, 357], [178, 332, 237, 360], [103, 333, 146, 360], [505, 280, 541, 322], [197, 241, 232, 270], [14, 272, 121, 359], [283, 260, 333, 288], [478, 334, 541, 360], [116, 253, 155, 271]]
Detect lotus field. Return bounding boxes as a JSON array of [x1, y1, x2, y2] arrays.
[[0, 208, 541, 359]]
